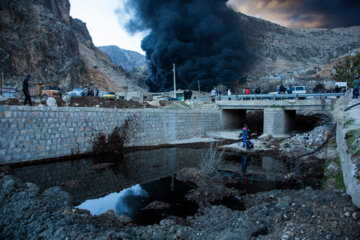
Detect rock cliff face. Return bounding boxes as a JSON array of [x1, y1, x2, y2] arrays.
[[98, 45, 146, 72], [0, 0, 144, 91], [238, 13, 360, 76]]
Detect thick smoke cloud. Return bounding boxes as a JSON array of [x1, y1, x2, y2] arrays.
[[124, 0, 252, 92], [228, 0, 360, 28]]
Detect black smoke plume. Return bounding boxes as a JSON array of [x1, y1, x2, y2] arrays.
[[123, 0, 252, 92]]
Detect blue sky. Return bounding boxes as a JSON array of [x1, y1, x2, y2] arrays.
[[69, 0, 146, 54]]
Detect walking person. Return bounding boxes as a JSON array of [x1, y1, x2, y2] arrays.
[[352, 76, 360, 99], [22, 74, 32, 106]]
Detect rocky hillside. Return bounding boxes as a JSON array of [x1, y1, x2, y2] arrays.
[[0, 0, 144, 92], [98, 45, 146, 72], [238, 13, 360, 76]]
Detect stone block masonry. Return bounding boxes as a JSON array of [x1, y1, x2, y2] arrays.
[[0, 105, 221, 164]]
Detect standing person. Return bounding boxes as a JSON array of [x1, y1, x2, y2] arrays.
[[352, 76, 360, 99], [183, 89, 188, 101], [211, 88, 217, 102], [255, 87, 261, 94], [242, 124, 248, 147], [287, 85, 293, 94], [188, 89, 192, 100], [94, 87, 99, 97], [84, 86, 89, 96], [279, 84, 286, 94], [227, 89, 231, 100], [22, 74, 32, 106]]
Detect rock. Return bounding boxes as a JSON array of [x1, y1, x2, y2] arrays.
[[276, 200, 290, 210], [220, 228, 251, 240], [160, 219, 175, 227], [352, 212, 359, 220], [25, 182, 40, 196], [46, 97, 57, 107], [325, 162, 339, 176], [1, 176, 16, 196], [62, 95, 71, 106], [143, 201, 171, 210]]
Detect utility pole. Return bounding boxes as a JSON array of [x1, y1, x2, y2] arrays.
[[173, 63, 176, 99], [1, 73, 3, 96], [198, 80, 200, 93]]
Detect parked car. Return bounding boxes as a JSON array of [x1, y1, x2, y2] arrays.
[[40, 84, 61, 98], [102, 92, 116, 100], [67, 88, 84, 97]]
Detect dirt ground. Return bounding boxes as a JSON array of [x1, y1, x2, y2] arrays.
[[0, 96, 154, 109]]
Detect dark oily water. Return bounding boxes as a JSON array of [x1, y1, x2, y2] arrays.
[[12, 148, 204, 205], [221, 153, 323, 193], [11, 147, 323, 226]]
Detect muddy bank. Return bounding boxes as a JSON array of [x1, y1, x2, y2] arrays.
[[1, 169, 359, 240]]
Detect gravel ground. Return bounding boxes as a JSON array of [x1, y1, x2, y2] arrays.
[[1, 169, 359, 240]]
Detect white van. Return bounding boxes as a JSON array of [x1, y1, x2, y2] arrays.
[[289, 86, 306, 94], [335, 82, 347, 92], [268, 85, 306, 94]]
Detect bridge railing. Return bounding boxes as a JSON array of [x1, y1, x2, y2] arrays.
[[196, 93, 345, 101]]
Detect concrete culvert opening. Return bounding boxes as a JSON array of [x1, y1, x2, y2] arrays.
[[294, 113, 330, 133], [222, 109, 264, 134]]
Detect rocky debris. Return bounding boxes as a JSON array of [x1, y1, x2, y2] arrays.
[[1, 173, 360, 239], [176, 168, 242, 207], [142, 201, 171, 210], [281, 125, 329, 155]]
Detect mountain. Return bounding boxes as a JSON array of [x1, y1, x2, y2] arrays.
[[98, 46, 146, 72], [0, 0, 144, 92], [237, 13, 360, 76]]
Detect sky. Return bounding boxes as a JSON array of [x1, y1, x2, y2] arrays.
[[69, 0, 146, 54], [69, 0, 360, 54]]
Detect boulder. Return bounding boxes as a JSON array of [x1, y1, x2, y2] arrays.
[[46, 97, 57, 107]]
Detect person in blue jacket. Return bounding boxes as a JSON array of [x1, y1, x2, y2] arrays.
[[242, 124, 248, 147]]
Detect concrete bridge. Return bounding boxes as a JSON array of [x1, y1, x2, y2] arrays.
[[216, 93, 343, 137]]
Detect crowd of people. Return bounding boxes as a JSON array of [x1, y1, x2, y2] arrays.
[[19, 74, 360, 105]]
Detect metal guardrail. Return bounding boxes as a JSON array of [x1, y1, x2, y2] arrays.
[[196, 93, 345, 101]]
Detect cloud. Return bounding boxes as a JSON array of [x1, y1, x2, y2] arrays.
[[227, 0, 360, 28]]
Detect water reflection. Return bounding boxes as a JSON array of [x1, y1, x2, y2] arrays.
[[77, 185, 148, 216], [13, 148, 204, 205], [221, 154, 285, 182]]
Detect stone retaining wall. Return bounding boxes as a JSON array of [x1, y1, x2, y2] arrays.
[[333, 99, 360, 208], [0, 105, 221, 164]]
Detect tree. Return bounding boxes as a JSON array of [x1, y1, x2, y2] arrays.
[[334, 53, 360, 84]]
